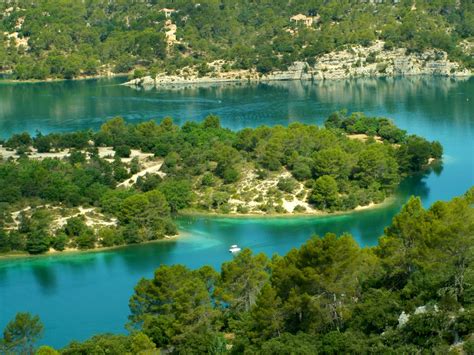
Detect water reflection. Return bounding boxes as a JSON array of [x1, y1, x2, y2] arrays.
[[0, 77, 472, 348], [1, 76, 472, 138], [431, 161, 444, 176], [400, 173, 431, 201], [31, 264, 58, 293]]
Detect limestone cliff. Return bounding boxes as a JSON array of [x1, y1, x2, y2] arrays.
[[124, 41, 472, 88], [312, 41, 471, 80]]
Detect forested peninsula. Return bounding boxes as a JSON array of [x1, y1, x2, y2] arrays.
[[0, 112, 441, 255], [2, 189, 473, 353], [0, 1, 472, 81]]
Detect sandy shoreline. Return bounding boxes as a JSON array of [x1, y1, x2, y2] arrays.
[[179, 197, 395, 219], [0, 198, 394, 260]]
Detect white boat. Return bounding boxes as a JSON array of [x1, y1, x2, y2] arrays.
[[229, 244, 241, 253]]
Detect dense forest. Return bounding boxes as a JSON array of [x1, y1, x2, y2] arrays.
[[0, 112, 441, 255], [1, 189, 473, 353], [0, 0, 472, 79]]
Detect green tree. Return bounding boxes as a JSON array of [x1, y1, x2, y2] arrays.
[[62, 334, 133, 354], [312, 147, 352, 180], [272, 234, 378, 333], [0, 226, 10, 253], [257, 140, 283, 171], [129, 264, 219, 348], [377, 196, 429, 288], [35, 345, 59, 354], [430, 141, 443, 159], [114, 145, 131, 158], [130, 332, 156, 354], [2, 313, 43, 354], [26, 230, 50, 255], [51, 232, 68, 251], [277, 177, 297, 193], [397, 136, 433, 172], [309, 175, 339, 210], [202, 115, 221, 129], [33, 134, 52, 153], [63, 216, 87, 237], [158, 180, 193, 212], [259, 333, 320, 354], [247, 283, 284, 343], [354, 145, 400, 189], [215, 249, 270, 314]]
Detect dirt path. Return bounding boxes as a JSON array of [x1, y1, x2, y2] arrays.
[[117, 161, 165, 188]]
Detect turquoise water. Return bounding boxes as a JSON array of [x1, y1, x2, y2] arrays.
[[0, 77, 473, 347]]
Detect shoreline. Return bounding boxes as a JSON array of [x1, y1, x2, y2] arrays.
[[178, 197, 395, 219], [0, 198, 395, 261], [2, 68, 472, 86], [0, 233, 183, 261], [123, 43, 473, 88], [0, 72, 128, 84], [1, 72, 471, 86], [123, 72, 472, 89]]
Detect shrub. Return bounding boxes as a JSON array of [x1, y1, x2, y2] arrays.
[[366, 52, 377, 64], [219, 203, 231, 214], [236, 205, 249, 214], [277, 177, 297, 193], [256, 169, 269, 180], [275, 205, 286, 214], [376, 62, 388, 73], [115, 145, 131, 158], [133, 69, 145, 79], [293, 205, 307, 213], [201, 172, 215, 187]]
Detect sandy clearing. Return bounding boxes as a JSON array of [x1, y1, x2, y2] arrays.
[[282, 194, 315, 213], [354, 202, 376, 211], [9, 205, 117, 232], [0, 146, 154, 163], [52, 206, 117, 229], [117, 160, 165, 188], [222, 167, 319, 214], [347, 134, 383, 143], [0, 146, 71, 160]]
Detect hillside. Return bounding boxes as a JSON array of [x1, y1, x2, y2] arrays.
[[3, 188, 473, 353], [0, 0, 473, 80]]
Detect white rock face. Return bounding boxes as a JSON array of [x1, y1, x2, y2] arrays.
[[262, 62, 310, 81], [398, 311, 410, 328], [312, 41, 471, 80], [123, 41, 472, 88], [398, 304, 439, 328], [414, 305, 427, 315]]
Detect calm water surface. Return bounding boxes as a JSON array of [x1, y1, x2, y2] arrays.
[[0, 77, 473, 347]]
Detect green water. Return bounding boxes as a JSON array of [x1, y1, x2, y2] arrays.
[[0, 77, 473, 347]]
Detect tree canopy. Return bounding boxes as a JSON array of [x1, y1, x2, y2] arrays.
[[0, 0, 472, 79], [8, 188, 471, 353], [0, 113, 442, 255]]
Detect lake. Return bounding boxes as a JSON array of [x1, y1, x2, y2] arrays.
[[0, 76, 473, 348]]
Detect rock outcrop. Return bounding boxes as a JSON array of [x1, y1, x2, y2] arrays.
[[313, 41, 471, 80], [123, 41, 472, 88]]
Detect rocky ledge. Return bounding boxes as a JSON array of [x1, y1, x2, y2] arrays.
[[124, 41, 472, 88]]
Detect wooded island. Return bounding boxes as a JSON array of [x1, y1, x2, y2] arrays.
[[0, 112, 442, 255]]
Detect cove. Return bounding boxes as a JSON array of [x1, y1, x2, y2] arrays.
[[0, 77, 473, 348]]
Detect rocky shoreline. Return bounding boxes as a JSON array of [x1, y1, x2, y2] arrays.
[[124, 41, 472, 88]]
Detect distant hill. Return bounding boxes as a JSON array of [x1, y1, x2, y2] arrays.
[[0, 0, 472, 80]]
